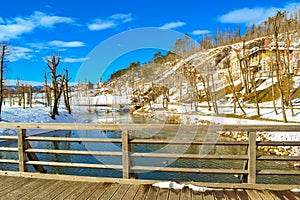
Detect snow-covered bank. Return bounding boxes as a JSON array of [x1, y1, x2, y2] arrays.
[[0, 105, 75, 136], [133, 102, 300, 158]]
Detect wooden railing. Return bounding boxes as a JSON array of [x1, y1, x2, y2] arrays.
[[0, 123, 300, 184]]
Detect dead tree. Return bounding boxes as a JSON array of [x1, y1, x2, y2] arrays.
[[21, 85, 25, 109], [0, 44, 6, 120], [270, 58, 278, 115], [47, 55, 64, 119], [225, 58, 246, 116], [273, 11, 288, 123], [44, 71, 52, 108], [199, 75, 212, 111], [63, 68, 72, 114], [251, 67, 260, 116]]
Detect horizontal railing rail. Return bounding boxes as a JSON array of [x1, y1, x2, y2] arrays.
[[0, 122, 299, 184]]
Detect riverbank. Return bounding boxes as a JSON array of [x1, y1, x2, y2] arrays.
[[0, 105, 75, 136], [132, 103, 300, 162]]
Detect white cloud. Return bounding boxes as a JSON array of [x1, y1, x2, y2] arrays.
[[48, 40, 86, 48], [88, 20, 116, 31], [31, 11, 74, 27], [191, 30, 210, 35], [0, 19, 35, 40], [63, 57, 88, 63], [0, 11, 74, 41], [219, 2, 300, 25], [110, 13, 133, 23], [160, 21, 186, 29], [88, 13, 133, 31], [9, 46, 34, 62]]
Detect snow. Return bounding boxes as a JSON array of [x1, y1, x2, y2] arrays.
[[0, 105, 75, 136], [152, 181, 221, 192]]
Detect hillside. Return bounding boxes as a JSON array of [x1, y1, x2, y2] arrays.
[[105, 20, 300, 123]]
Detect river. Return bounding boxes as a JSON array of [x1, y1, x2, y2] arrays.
[[0, 111, 299, 185]]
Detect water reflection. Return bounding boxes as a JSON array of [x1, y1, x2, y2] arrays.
[[0, 113, 299, 184]]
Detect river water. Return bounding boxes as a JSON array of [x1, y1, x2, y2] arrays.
[[0, 111, 299, 184]]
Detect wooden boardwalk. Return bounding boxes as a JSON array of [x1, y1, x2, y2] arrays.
[[0, 176, 299, 200]]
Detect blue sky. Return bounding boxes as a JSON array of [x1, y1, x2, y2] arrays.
[[1, 0, 300, 83]]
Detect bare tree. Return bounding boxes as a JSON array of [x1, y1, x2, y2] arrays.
[[63, 68, 72, 114], [198, 75, 212, 111], [273, 11, 288, 123], [225, 58, 246, 115], [0, 44, 6, 120], [47, 55, 65, 119]]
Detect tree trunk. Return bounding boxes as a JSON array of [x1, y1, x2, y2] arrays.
[[271, 65, 278, 115], [199, 75, 211, 111], [226, 59, 246, 116], [0, 45, 5, 120], [252, 72, 260, 116]]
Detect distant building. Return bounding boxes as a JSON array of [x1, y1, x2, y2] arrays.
[[248, 38, 300, 76]]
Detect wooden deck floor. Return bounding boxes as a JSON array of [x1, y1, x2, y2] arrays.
[[0, 176, 299, 200]]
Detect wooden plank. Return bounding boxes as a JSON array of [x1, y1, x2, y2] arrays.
[[223, 189, 238, 200], [0, 147, 18, 152], [25, 148, 122, 156], [18, 179, 58, 200], [202, 190, 214, 200], [270, 190, 295, 200], [110, 184, 130, 200], [98, 183, 120, 200], [64, 182, 98, 200], [26, 137, 122, 143], [235, 189, 249, 200], [131, 153, 248, 160], [34, 180, 78, 200], [0, 159, 19, 164], [291, 191, 300, 199], [133, 185, 151, 200], [131, 139, 249, 146], [87, 183, 112, 200], [122, 130, 130, 179], [132, 166, 248, 174], [263, 190, 281, 200], [257, 156, 300, 161], [257, 142, 300, 146], [25, 141, 47, 173], [26, 160, 123, 170], [0, 177, 36, 196], [213, 190, 227, 200], [181, 187, 192, 200], [47, 181, 82, 199], [0, 176, 25, 192], [245, 189, 263, 200], [257, 170, 300, 175], [74, 182, 103, 200], [248, 132, 256, 184], [122, 184, 140, 200], [0, 136, 18, 140], [191, 190, 204, 200], [168, 189, 181, 200], [157, 188, 169, 200], [0, 178, 48, 199], [144, 186, 159, 200], [18, 128, 27, 172], [256, 190, 277, 200], [1, 122, 300, 132], [275, 190, 299, 200]]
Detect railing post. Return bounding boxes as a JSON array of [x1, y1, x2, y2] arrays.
[[248, 131, 256, 184], [18, 129, 27, 172], [122, 130, 130, 179]]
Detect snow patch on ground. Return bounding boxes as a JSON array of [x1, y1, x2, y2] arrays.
[[0, 105, 75, 136]]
